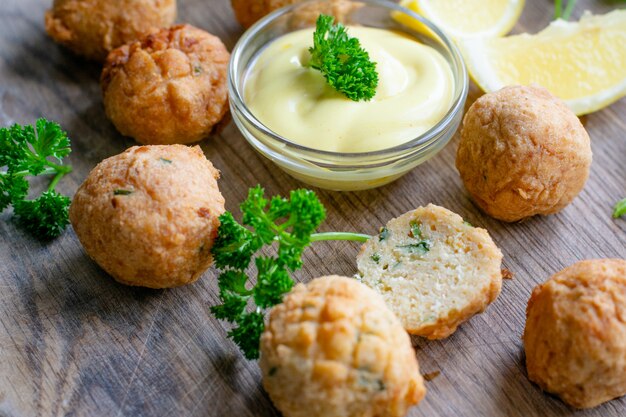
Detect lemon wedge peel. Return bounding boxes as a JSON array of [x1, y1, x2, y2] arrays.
[[397, 0, 525, 39], [459, 10, 626, 115]]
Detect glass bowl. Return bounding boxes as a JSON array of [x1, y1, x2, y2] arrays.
[[228, 0, 468, 191]]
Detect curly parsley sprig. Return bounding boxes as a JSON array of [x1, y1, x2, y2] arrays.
[[0, 119, 72, 240], [307, 14, 379, 101], [210, 186, 369, 359]]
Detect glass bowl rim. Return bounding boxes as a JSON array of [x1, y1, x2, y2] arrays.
[[228, 0, 469, 158]]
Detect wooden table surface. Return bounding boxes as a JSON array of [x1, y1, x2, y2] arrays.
[[1, 0, 625, 416]]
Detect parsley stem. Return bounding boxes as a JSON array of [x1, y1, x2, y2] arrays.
[[1, 167, 57, 177], [562, 0, 577, 20], [555, 0, 563, 19], [47, 161, 73, 175], [45, 162, 72, 192], [310, 232, 371, 243], [47, 170, 67, 192], [1, 163, 72, 178], [555, 0, 577, 20]]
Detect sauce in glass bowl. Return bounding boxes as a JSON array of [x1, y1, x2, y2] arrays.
[[228, 0, 468, 191], [244, 26, 454, 153]]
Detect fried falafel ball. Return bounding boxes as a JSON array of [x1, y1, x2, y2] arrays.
[[456, 85, 592, 222], [69, 145, 225, 288], [524, 259, 626, 408], [260, 276, 426, 417], [232, 0, 301, 28], [357, 204, 503, 339], [231, 0, 356, 28], [45, 0, 177, 61], [101, 25, 229, 145]]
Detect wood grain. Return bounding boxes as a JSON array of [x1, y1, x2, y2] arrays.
[[0, 0, 625, 416]]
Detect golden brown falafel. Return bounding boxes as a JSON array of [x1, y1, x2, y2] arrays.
[[45, 0, 177, 61], [524, 259, 626, 408], [232, 0, 302, 28], [260, 276, 425, 417], [70, 145, 225, 288], [231, 0, 356, 28], [456, 85, 592, 222], [101, 24, 230, 145]]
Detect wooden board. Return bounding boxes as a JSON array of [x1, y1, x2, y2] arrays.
[[0, 0, 625, 416]]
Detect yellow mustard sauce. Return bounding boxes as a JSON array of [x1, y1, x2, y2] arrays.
[[244, 26, 455, 153]]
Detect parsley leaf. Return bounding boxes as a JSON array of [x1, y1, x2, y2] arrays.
[[409, 221, 423, 239], [401, 221, 430, 254], [228, 312, 265, 360], [210, 186, 368, 360], [0, 119, 72, 240], [308, 14, 379, 101], [397, 242, 430, 255], [13, 190, 70, 238], [613, 198, 626, 219], [213, 211, 262, 271], [0, 174, 28, 211], [210, 186, 326, 359], [212, 270, 250, 320], [254, 257, 295, 308]]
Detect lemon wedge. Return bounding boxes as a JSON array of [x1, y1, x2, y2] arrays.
[[459, 10, 626, 115], [397, 0, 524, 39]]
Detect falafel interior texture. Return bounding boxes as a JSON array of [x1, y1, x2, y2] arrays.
[[357, 204, 503, 339]]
